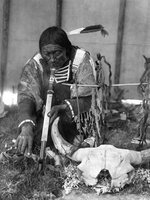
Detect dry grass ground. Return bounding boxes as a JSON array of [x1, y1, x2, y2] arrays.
[[0, 105, 150, 200], [0, 107, 65, 199]]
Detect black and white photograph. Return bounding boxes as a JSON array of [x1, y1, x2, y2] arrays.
[[0, 0, 150, 199]]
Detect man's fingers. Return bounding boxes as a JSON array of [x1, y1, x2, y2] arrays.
[[15, 137, 19, 148], [49, 112, 57, 125], [28, 137, 33, 155], [47, 107, 56, 118], [47, 111, 51, 117], [47, 109, 54, 117], [17, 137, 23, 153], [20, 138, 27, 154]]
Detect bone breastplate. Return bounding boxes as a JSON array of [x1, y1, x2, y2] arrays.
[[54, 62, 71, 83]]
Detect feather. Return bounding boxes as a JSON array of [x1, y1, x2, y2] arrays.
[[68, 28, 85, 35], [68, 24, 108, 37], [80, 25, 104, 33]]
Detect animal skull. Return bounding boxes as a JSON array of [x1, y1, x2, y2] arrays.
[[51, 117, 150, 189]]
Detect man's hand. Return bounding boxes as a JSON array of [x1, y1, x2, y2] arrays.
[[48, 104, 67, 125], [15, 124, 34, 155]]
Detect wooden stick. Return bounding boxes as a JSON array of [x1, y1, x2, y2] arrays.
[[62, 82, 147, 88], [39, 68, 55, 171]]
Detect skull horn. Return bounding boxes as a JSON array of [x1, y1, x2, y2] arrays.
[[51, 118, 150, 165], [51, 117, 80, 159], [140, 148, 150, 163]]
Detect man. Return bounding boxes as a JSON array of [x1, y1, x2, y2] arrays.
[[16, 26, 97, 155]]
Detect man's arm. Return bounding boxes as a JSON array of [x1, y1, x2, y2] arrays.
[[18, 98, 36, 132], [17, 60, 43, 128], [16, 60, 43, 154]]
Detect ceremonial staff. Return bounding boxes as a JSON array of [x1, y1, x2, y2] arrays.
[[39, 68, 55, 171]]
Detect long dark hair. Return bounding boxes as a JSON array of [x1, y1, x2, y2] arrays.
[[39, 26, 72, 58]]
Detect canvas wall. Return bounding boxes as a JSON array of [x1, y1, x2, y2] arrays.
[[2, 0, 150, 99]]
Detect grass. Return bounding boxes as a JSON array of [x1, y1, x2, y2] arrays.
[[0, 105, 150, 199], [0, 107, 65, 199], [0, 159, 65, 199]]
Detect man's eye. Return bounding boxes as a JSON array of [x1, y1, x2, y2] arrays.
[[54, 51, 62, 56], [46, 52, 52, 57], [42, 51, 49, 56]]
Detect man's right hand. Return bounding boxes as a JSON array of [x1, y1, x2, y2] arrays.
[[15, 124, 34, 155]]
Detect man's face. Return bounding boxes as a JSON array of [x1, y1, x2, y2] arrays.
[[41, 44, 68, 70]]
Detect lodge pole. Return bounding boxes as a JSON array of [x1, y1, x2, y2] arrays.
[[0, 0, 10, 97], [114, 0, 126, 87]]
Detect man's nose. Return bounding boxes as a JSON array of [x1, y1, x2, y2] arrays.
[[48, 54, 55, 62]]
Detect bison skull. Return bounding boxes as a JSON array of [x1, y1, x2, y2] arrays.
[[51, 117, 149, 190]]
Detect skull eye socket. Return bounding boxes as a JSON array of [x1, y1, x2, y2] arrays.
[[97, 169, 112, 184]]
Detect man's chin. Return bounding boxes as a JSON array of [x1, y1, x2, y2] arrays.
[[47, 63, 59, 69]]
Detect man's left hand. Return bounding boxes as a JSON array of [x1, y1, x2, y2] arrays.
[[47, 104, 67, 125]]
